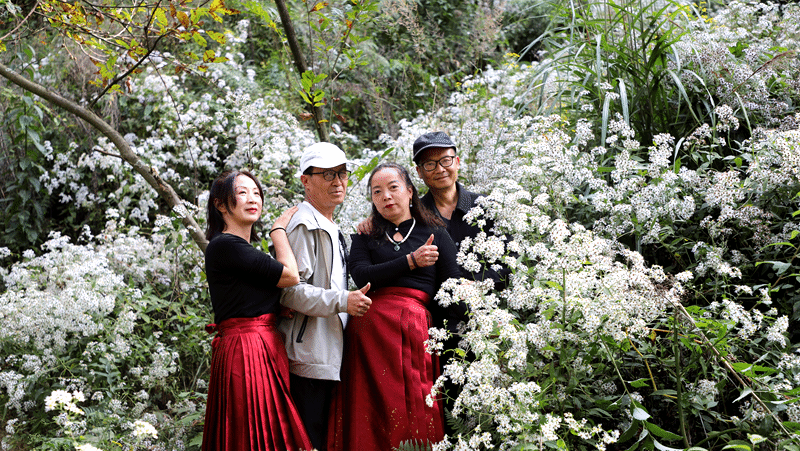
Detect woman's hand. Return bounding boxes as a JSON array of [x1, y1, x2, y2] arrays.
[[271, 205, 300, 287], [409, 234, 438, 269], [273, 205, 299, 230]]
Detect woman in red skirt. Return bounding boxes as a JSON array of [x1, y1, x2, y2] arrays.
[[328, 163, 462, 450], [202, 170, 312, 451]]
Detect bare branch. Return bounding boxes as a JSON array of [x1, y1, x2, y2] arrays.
[[0, 0, 41, 42]]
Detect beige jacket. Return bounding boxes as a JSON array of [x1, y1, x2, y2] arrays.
[[279, 202, 349, 381]]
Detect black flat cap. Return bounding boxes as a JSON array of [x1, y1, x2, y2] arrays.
[[412, 131, 457, 163]]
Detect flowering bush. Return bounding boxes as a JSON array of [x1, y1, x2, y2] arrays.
[[2, 1, 800, 450], [0, 211, 209, 450], [376, 4, 800, 445]]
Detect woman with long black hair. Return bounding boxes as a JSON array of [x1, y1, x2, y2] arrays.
[[202, 169, 311, 451], [328, 162, 462, 449]]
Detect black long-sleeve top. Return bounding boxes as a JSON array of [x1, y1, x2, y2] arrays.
[[205, 233, 284, 324], [349, 219, 462, 299]]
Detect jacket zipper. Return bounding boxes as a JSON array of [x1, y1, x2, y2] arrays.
[[296, 315, 309, 343]]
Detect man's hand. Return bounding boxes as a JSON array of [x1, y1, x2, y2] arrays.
[[356, 217, 373, 235], [346, 283, 372, 316]]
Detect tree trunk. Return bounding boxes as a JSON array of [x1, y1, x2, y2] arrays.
[[273, 0, 330, 142], [0, 62, 209, 252]]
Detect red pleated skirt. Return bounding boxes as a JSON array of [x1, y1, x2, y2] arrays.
[[327, 287, 444, 450], [202, 314, 312, 451]]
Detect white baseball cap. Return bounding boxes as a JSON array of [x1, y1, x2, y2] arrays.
[[298, 142, 351, 176]]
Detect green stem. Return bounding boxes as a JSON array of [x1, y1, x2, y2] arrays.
[[673, 308, 690, 448], [562, 267, 567, 323], [670, 300, 794, 438], [601, 340, 631, 396], [692, 427, 749, 449]]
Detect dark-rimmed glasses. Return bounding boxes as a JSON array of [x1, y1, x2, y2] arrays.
[[309, 169, 351, 181], [419, 155, 456, 172]]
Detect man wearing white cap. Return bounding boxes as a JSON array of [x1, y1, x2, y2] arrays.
[[279, 142, 372, 450]]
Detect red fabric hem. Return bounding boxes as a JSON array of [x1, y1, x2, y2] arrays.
[[202, 314, 312, 451], [328, 287, 444, 450]]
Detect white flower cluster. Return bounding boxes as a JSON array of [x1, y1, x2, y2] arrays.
[[673, 1, 800, 131], [132, 419, 159, 439], [44, 389, 85, 415], [686, 379, 719, 405], [75, 444, 104, 451]]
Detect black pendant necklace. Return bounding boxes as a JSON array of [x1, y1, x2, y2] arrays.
[[385, 219, 416, 251]]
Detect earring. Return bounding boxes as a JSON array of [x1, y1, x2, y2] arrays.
[[410, 201, 413, 208]]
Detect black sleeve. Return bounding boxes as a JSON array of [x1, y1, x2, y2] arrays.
[[434, 228, 462, 287], [207, 235, 284, 287], [429, 228, 469, 332], [348, 233, 412, 288]]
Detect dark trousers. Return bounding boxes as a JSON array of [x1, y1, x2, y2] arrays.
[[290, 374, 336, 451]]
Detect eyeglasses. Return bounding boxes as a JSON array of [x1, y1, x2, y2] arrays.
[[309, 169, 351, 181], [419, 155, 456, 172]]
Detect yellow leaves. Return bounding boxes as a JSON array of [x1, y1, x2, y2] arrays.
[[206, 30, 226, 44], [202, 49, 228, 64], [209, 0, 225, 13], [177, 11, 191, 28], [311, 2, 329, 12], [154, 8, 169, 29], [208, 0, 239, 22], [31, 0, 241, 84]]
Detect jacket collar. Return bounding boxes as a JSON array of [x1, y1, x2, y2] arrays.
[[287, 201, 334, 232], [454, 182, 474, 215]]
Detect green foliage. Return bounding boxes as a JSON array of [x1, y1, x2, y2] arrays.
[[528, 0, 705, 148], [0, 55, 52, 254], [501, 0, 554, 59], [395, 439, 433, 451]]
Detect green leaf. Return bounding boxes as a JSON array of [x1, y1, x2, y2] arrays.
[[633, 407, 650, 421], [721, 442, 751, 450], [629, 378, 650, 388], [154, 8, 168, 27], [618, 419, 641, 443], [192, 31, 207, 48], [782, 421, 800, 433], [755, 261, 791, 274], [207, 30, 226, 44], [653, 440, 684, 451], [644, 422, 682, 441], [734, 387, 753, 403], [731, 362, 777, 377]]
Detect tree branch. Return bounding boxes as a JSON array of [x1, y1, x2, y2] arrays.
[[0, 0, 41, 42], [0, 61, 209, 252]]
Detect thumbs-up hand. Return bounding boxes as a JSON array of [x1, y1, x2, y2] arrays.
[[347, 282, 372, 316], [410, 234, 439, 269]]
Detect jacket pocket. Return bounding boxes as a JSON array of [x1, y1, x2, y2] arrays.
[[296, 315, 309, 343]]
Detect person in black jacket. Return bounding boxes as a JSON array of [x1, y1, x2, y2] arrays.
[[412, 131, 512, 436]]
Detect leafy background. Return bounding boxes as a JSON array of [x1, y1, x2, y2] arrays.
[[1, 0, 800, 449]]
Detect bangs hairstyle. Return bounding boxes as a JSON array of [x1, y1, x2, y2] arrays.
[[367, 162, 442, 240], [206, 170, 264, 241]]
